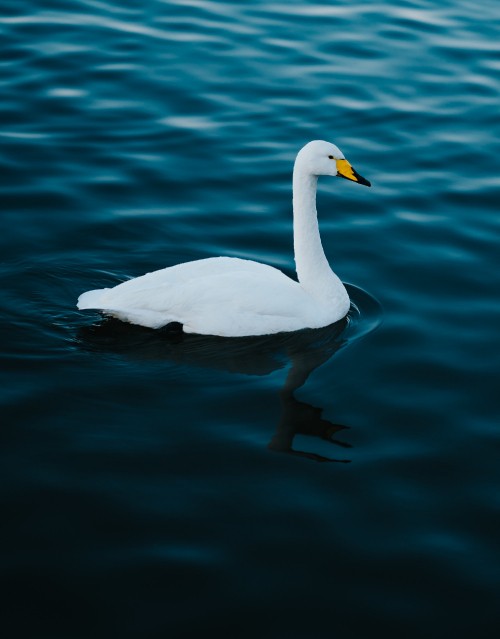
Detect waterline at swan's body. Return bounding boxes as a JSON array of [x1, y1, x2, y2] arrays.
[[77, 140, 371, 337]]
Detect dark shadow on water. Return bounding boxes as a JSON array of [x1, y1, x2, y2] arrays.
[[76, 284, 382, 463], [270, 393, 352, 463]]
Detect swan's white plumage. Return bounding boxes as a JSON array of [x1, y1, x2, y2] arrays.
[[77, 140, 370, 337]]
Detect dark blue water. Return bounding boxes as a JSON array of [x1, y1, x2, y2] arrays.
[[1, 1, 499, 636]]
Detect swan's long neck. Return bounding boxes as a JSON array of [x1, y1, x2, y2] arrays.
[[292, 164, 341, 299]]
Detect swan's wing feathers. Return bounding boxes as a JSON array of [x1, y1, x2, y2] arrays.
[[89, 257, 292, 310], [78, 257, 316, 336]]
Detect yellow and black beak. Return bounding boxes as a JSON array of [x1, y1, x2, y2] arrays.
[[336, 159, 371, 187]]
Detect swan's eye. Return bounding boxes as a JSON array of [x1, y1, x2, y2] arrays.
[[328, 155, 334, 160]]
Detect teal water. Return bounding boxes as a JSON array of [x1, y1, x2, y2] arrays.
[[1, 1, 499, 637]]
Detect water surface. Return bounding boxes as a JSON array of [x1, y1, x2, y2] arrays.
[[1, 1, 499, 637]]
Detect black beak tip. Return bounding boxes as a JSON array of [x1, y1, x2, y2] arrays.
[[353, 168, 371, 187]]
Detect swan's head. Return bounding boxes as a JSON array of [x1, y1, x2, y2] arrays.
[[296, 140, 371, 187]]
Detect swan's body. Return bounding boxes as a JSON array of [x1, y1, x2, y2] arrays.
[[78, 140, 370, 337]]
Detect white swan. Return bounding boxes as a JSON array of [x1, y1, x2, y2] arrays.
[[77, 140, 370, 337]]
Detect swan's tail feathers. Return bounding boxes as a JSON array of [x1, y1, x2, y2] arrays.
[[77, 288, 108, 310], [77, 289, 173, 329]]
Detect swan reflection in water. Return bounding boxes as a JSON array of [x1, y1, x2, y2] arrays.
[[77, 285, 381, 463], [269, 325, 352, 463]]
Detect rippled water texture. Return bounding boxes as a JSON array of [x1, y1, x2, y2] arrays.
[[1, 1, 499, 637]]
